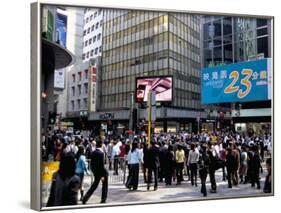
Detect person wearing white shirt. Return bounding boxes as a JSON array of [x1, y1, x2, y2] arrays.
[[126, 142, 141, 190], [188, 143, 200, 186], [111, 141, 120, 175]]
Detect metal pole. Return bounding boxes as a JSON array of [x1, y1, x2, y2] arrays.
[[148, 91, 152, 147], [129, 92, 134, 132]]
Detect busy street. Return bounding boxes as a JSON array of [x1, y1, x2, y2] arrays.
[[42, 131, 272, 206], [38, 5, 273, 208]]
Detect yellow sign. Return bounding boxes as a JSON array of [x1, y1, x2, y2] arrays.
[[42, 162, 60, 183]]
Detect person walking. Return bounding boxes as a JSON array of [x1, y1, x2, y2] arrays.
[[164, 145, 175, 185], [207, 143, 217, 193], [126, 142, 141, 190], [239, 146, 248, 184], [232, 143, 240, 186], [188, 143, 199, 187], [47, 153, 81, 206], [263, 158, 272, 193], [75, 145, 89, 201], [82, 139, 108, 204], [198, 144, 209, 197], [226, 147, 236, 188], [248, 145, 261, 189], [175, 144, 185, 185], [146, 141, 160, 191], [112, 140, 120, 175]]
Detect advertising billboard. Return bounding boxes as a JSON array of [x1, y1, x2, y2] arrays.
[[89, 66, 98, 112], [201, 58, 271, 104], [42, 8, 54, 41], [54, 69, 65, 89], [136, 76, 173, 102], [56, 13, 67, 48]]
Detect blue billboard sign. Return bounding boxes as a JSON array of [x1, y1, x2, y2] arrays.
[[201, 59, 271, 104], [56, 13, 67, 48]]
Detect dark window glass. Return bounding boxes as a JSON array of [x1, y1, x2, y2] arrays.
[[257, 36, 268, 57], [213, 19, 222, 37], [223, 17, 232, 35], [213, 38, 222, 46], [223, 44, 233, 64], [223, 35, 232, 44], [203, 48, 212, 67], [213, 46, 222, 65], [257, 28, 268, 37], [257, 19, 268, 28]]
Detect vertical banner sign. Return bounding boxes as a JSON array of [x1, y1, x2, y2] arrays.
[[42, 8, 54, 42], [89, 66, 97, 112], [201, 59, 271, 104], [56, 13, 67, 48], [54, 69, 65, 89]]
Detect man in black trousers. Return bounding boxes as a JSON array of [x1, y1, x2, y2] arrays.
[[146, 141, 160, 191], [82, 139, 108, 204]]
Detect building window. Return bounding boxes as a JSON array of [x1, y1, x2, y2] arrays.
[[90, 14, 93, 20], [96, 22, 99, 29], [84, 83, 88, 94], [94, 12, 97, 18], [72, 74, 75, 83], [95, 47, 98, 55], [78, 72, 82, 81], [87, 51, 89, 58], [86, 17, 89, 23], [87, 27, 90, 34], [78, 85, 82, 95], [99, 46, 102, 53], [84, 69, 88, 79], [97, 33, 101, 40], [91, 25, 95, 31], [77, 99, 81, 109], [71, 101, 75, 110], [89, 38, 92, 45], [93, 36, 96, 42], [100, 20, 103, 27], [82, 54, 85, 60], [85, 40, 88, 47], [83, 30, 86, 36], [84, 98, 88, 108], [90, 49, 94, 56], [72, 86, 75, 96]]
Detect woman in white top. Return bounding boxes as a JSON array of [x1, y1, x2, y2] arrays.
[[126, 142, 141, 190]]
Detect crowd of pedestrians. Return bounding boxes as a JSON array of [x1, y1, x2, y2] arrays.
[[43, 129, 272, 206]]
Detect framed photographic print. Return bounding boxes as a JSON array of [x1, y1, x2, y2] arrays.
[[31, 1, 274, 211]]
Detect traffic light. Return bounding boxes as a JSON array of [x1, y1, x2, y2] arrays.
[[48, 112, 56, 124]]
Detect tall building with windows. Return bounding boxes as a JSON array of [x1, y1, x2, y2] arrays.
[[88, 10, 205, 133], [65, 8, 103, 129], [82, 8, 103, 61], [56, 7, 84, 120], [201, 16, 272, 134]]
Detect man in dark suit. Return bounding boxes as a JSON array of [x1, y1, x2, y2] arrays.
[[82, 139, 108, 204], [145, 141, 160, 191]]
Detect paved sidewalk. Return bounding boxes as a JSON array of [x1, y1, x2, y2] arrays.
[[81, 167, 267, 205]]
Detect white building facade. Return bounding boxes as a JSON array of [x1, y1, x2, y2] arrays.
[[82, 8, 103, 61]]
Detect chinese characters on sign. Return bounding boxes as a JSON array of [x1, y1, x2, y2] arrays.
[[201, 59, 271, 104]]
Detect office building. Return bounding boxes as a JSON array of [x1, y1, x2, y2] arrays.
[[88, 10, 206, 134], [201, 16, 272, 134]]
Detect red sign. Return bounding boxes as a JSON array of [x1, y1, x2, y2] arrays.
[[92, 76, 96, 82], [92, 67, 97, 74]]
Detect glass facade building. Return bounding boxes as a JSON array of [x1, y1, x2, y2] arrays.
[[101, 10, 201, 111], [201, 16, 272, 134], [202, 16, 271, 67], [89, 9, 204, 133]]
